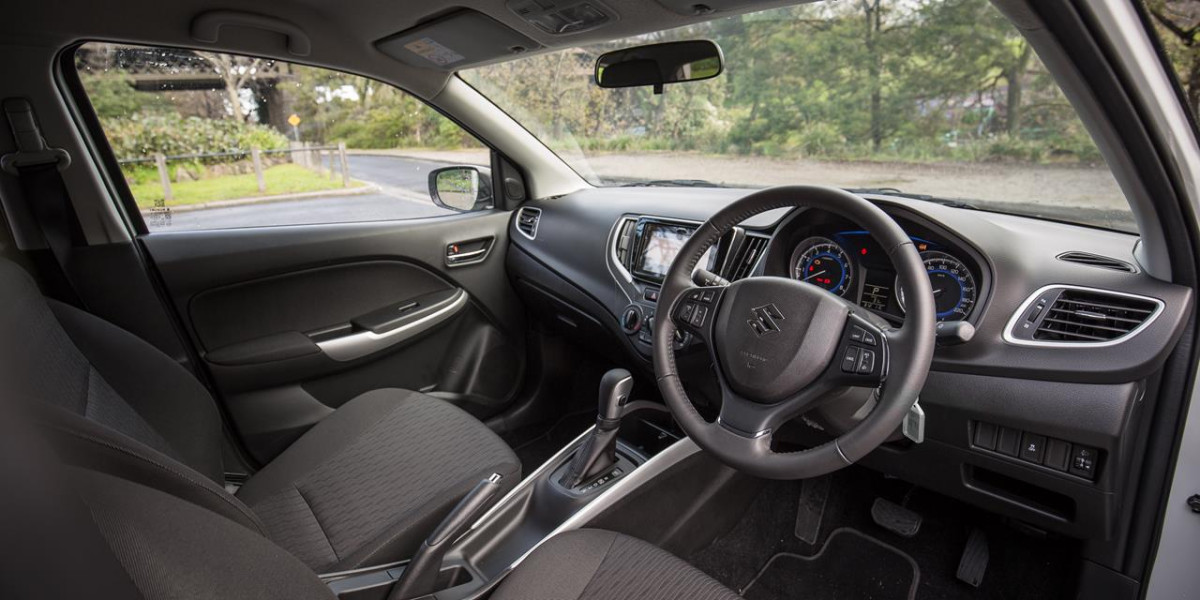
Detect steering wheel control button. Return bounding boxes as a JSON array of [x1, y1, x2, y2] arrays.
[[700, 290, 715, 303], [856, 349, 876, 374], [689, 305, 709, 327], [841, 347, 860, 373], [1019, 433, 1046, 464], [677, 303, 695, 323]]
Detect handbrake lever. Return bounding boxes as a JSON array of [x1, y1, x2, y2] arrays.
[[388, 473, 504, 600]]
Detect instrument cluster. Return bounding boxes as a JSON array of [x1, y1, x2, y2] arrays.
[[785, 221, 983, 323]]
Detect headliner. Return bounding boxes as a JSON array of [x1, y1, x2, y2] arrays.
[[3, 0, 804, 98]]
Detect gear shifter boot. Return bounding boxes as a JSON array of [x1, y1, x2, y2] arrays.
[[559, 369, 633, 489]]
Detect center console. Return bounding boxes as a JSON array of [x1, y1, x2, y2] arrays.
[[321, 399, 699, 600], [609, 216, 770, 358]]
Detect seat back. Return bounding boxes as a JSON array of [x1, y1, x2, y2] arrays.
[[0, 258, 225, 482]]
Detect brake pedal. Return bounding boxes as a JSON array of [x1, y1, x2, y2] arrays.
[[871, 497, 922, 537], [956, 527, 989, 588], [794, 476, 831, 544]]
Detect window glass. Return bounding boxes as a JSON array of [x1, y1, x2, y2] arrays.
[[75, 43, 489, 232], [463, 0, 1133, 233]]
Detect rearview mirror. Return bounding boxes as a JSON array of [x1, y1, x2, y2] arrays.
[[429, 166, 494, 212], [595, 40, 723, 93]]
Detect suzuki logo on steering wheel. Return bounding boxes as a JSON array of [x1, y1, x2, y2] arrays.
[[747, 304, 785, 337]]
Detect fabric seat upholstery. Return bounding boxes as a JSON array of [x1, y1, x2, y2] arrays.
[[0, 259, 520, 573], [492, 529, 741, 600]]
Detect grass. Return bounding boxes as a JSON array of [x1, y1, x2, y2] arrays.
[[128, 163, 365, 208]]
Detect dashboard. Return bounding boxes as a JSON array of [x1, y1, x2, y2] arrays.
[[503, 184, 1193, 548]]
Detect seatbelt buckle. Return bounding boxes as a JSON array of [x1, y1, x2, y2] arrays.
[[1, 98, 71, 175]]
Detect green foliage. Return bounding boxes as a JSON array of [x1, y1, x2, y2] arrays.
[[125, 163, 362, 208], [105, 114, 288, 160], [79, 74, 172, 120]]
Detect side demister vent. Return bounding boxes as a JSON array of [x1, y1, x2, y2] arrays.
[[516, 207, 541, 239], [728, 235, 770, 281], [614, 218, 637, 272], [1012, 288, 1161, 345], [1056, 251, 1136, 273]]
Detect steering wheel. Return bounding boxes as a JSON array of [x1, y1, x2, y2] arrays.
[[652, 186, 936, 480]]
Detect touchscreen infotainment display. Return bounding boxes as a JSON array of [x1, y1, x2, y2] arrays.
[[633, 221, 715, 283]]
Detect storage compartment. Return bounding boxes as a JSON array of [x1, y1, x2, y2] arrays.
[[964, 465, 1076, 522]]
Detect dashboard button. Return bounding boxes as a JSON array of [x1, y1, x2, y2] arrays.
[[996, 427, 1021, 457], [1044, 439, 1071, 472], [841, 347, 860, 373], [973, 422, 997, 450], [644, 288, 659, 302], [1019, 433, 1046, 464], [1069, 445, 1098, 479]]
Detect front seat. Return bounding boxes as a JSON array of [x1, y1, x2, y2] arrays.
[[0, 258, 521, 573]]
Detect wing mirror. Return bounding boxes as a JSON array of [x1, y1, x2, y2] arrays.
[[595, 40, 723, 94], [429, 166, 494, 212]]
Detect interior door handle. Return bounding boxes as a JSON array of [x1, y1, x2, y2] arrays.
[[315, 289, 469, 362], [446, 237, 494, 267]]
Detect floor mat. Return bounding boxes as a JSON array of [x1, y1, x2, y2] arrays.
[[742, 528, 919, 600]]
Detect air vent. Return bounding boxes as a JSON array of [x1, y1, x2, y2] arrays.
[[613, 218, 637, 272], [1007, 286, 1162, 345], [728, 235, 769, 281], [516, 207, 541, 240], [1056, 251, 1136, 273]]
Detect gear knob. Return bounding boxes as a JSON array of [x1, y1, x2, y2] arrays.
[[597, 368, 634, 421]]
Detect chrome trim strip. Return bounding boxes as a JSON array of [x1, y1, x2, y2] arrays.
[[1002, 284, 1165, 348], [504, 436, 701, 570], [317, 289, 469, 361], [608, 216, 637, 285], [515, 207, 541, 240]]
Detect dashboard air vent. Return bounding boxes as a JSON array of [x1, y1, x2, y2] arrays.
[[729, 235, 769, 281], [1056, 251, 1135, 273], [1033, 289, 1158, 343], [614, 218, 637, 272], [516, 207, 541, 240]]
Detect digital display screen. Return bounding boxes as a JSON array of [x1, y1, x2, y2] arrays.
[[632, 221, 715, 283]]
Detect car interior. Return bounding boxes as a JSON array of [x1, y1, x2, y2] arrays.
[[2, 0, 1200, 599]]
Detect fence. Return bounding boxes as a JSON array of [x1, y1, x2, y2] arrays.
[[118, 142, 350, 202]]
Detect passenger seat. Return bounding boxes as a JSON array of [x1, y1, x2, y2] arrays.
[[0, 258, 521, 573]]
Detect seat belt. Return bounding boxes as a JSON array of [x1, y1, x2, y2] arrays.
[[1, 98, 86, 308]]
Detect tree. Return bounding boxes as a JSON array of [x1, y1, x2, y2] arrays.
[[1145, 0, 1200, 118], [196, 52, 265, 122]]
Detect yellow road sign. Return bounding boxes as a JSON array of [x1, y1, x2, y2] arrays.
[[287, 114, 301, 127]]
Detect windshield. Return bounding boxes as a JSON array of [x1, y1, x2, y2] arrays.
[[461, 1, 1133, 233]]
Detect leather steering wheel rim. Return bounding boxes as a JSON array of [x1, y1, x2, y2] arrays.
[[652, 185, 936, 480]]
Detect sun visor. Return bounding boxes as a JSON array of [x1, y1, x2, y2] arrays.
[[376, 10, 542, 71]]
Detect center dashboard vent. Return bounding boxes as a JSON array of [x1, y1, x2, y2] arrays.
[[1056, 251, 1136, 273], [516, 207, 541, 239], [1008, 286, 1161, 345], [728, 235, 770, 281]]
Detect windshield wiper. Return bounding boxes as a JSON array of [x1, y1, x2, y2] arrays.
[[845, 187, 978, 210], [621, 179, 722, 188]]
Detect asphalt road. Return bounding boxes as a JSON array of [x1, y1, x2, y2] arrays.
[[154, 154, 459, 231]]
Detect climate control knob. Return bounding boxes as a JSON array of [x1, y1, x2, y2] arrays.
[[620, 305, 643, 334]]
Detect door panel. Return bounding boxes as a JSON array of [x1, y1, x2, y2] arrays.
[[141, 211, 525, 463]]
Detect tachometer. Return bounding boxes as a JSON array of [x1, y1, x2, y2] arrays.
[[897, 251, 977, 321], [791, 237, 853, 297]]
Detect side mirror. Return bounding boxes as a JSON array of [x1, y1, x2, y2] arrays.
[[595, 40, 723, 94], [429, 166, 494, 212]]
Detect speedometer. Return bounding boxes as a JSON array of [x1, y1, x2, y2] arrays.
[[791, 237, 853, 297], [897, 251, 977, 321]]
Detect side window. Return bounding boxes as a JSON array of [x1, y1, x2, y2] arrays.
[[74, 43, 491, 232]]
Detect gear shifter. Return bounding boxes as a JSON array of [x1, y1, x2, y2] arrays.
[[559, 368, 634, 489]]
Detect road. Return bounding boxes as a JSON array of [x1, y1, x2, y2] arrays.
[[156, 154, 462, 231]]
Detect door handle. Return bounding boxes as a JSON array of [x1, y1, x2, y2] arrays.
[[446, 237, 494, 267], [315, 289, 469, 362]]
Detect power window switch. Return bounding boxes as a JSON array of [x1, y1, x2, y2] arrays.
[[1019, 433, 1046, 464], [973, 422, 997, 450], [996, 427, 1021, 457], [1044, 439, 1071, 472]]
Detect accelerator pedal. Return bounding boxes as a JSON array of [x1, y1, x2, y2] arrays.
[[956, 527, 990, 588], [871, 497, 922, 538]]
